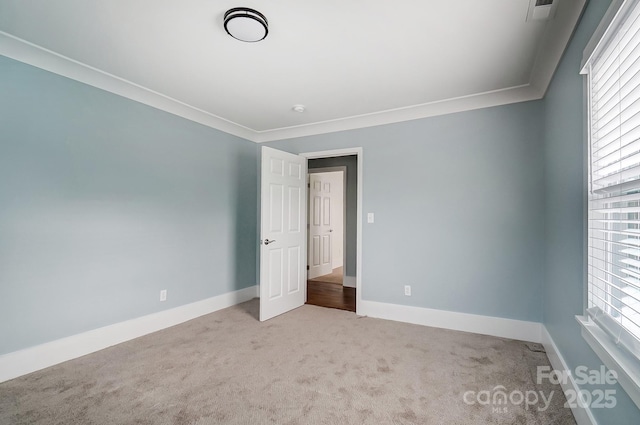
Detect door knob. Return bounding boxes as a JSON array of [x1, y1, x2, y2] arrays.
[[263, 239, 276, 245]]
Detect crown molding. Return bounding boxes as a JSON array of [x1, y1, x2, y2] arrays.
[[0, 31, 256, 141], [253, 84, 539, 142], [1, 0, 585, 144]]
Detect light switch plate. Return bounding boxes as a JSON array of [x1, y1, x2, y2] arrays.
[[367, 213, 374, 223]]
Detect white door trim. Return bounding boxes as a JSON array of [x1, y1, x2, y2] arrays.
[[300, 148, 363, 315]]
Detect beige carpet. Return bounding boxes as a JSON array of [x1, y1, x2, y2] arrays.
[[309, 267, 344, 285], [0, 299, 575, 425]]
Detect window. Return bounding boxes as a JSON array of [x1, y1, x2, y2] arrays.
[[582, 0, 640, 408]]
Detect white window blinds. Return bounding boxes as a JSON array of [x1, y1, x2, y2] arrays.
[[587, 0, 640, 361]]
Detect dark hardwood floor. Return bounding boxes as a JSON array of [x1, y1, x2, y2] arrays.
[[306, 280, 356, 312]]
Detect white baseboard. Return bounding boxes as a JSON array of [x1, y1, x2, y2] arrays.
[[541, 327, 598, 425], [343, 275, 356, 288], [0, 285, 258, 383], [358, 300, 542, 343]]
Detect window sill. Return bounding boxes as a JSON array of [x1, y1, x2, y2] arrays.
[[576, 315, 640, 410]]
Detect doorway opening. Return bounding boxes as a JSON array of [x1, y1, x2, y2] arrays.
[[305, 156, 357, 312], [258, 147, 362, 321]]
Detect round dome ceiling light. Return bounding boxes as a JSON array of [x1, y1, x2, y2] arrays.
[[224, 8, 268, 42], [292, 105, 306, 113]]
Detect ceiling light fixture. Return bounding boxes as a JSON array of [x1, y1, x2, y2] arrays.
[[292, 105, 305, 113], [224, 7, 268, 42]]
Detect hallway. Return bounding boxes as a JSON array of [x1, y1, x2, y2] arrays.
[[306, 267, 355, 312]]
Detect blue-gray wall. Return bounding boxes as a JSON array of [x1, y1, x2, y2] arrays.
[[0, 55, 258, 355], [266, 100, 545, 322], [543, 0, 640, 423], [308, 156, 357, 278]]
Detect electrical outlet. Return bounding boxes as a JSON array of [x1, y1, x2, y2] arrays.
[[404, 285, 411, 296], [160, 289, 167, 301]]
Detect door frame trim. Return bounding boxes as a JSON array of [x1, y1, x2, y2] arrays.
[[300, 148, 363, 315]]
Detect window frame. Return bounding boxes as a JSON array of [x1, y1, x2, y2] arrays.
[[579, 0, 640, 410]]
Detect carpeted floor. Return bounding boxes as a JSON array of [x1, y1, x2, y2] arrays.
[[309, 267, 344, 285], [0, 299, 576, 425]]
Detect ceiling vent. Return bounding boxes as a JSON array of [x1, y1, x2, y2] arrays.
[[526, 0, 557, 22]]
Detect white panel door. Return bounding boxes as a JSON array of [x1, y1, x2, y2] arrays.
[[260, 147, 307, 321], [307, 173, 333, 279]]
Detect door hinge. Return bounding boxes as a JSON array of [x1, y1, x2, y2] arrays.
[[307, 183, 310, 188], [307, 265, 310, 270]]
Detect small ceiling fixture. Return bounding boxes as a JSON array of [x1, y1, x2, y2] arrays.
[[292, 105, 306, 113], [224, 7, 268, 42]]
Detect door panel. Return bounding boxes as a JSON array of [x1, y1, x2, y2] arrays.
[[323, 197, 331, 225], [322, 235, 331, 263], [288, 187, 301, 232], [269, 184, 283, 232], [268, 248, 283, 299], [288, 246, 301, 293], [260, 147, 306, 321], [312, 236, 320, 266], [313, 196, 321, 225]]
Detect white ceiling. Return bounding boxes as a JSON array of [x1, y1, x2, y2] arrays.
[[0, 0, 585, 142]]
